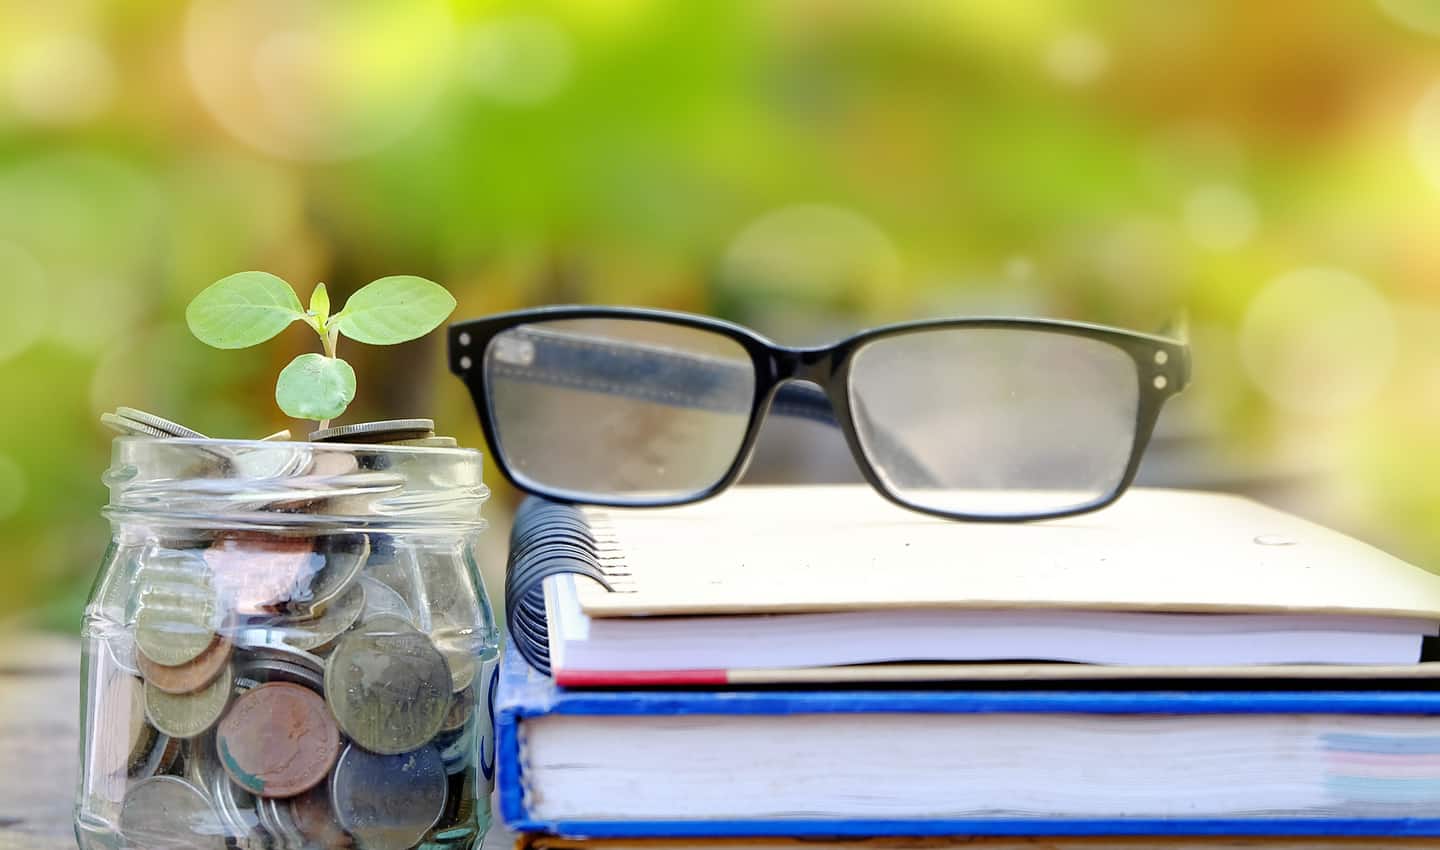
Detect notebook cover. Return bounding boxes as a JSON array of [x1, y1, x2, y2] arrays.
[[495, 642, 1440, 838], [574, 486, 1440, 619]]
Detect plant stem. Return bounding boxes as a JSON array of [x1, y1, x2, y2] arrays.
[[316, 330, 340, 431]]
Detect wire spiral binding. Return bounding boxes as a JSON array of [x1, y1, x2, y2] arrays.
[[504, 497, 617, 675]]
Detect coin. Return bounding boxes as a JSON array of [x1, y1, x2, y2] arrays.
[[331, 743, 447, 850], [302, 471, 407, 517], [436, 722, 476, 775], [130, 731, 180, 780], [218, 682, 340, 799], [207, 535, 322, 616], [135, 550, 218, 667], [101, 412, 169, 439], [233, 644, 327, 693], [439, 685, 474, 734], [310, 419, 435, 444], [236, 660, 326, 695], [272, 580, 366, 653], [437, 771, 476, 838], [119, 776, 227, 850], [289, 782, 352, 848], [302, 533, 370, 615], [358, 576, 414, 626], [116, 406, 208, 439], [324, 617, 450, 755], [138, 635, 233, 695], [231, 444, 313, 480], [441, 647, 478, 694], [190, 734, 267, 842], [234, 643, 327, 676], [311, 449, 361, 477], [145, 663, 232, 739], [258, 796, 308, 848]]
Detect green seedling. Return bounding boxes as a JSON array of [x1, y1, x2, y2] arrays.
[[186, 272, 456, 427]]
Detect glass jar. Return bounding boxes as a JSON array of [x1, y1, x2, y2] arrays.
[[75, 437, 498, 850]]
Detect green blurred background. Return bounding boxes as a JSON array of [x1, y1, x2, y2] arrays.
[[4, 0, 1440, 628]]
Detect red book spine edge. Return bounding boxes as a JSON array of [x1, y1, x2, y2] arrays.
[[554, 668, 730, 687]]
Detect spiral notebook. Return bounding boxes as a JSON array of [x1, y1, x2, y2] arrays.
[[504, 486, 1440, 686]]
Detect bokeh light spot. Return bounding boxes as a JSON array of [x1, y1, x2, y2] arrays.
[[721, 205, 901, 302], [1044, 30, 1109, 87], [0, 241, 50, 363], [7, 34, 116, 126], [1183, 183, 1259, 251], [1240, 268, 1397, 417], [467, 16, 573, 105], [184, 0, 457, 160], [0, 455, 25, 521]]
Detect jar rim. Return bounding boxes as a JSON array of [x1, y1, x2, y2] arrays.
[[111, 435, 482, 455], [104, 436, 489, 529]]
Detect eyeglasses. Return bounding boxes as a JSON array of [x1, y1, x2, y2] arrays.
[[447, 307, 1190, 521]]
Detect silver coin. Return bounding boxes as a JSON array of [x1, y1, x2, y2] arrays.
[[258, 797, 307, 850], [116, 406, 208, 439], [324, 617, 450, 755], [129, 730, 174, 780], [442, 648, 478, 694], [238, 658, 326, 693], [233, 645, 327, 692], [309, 419, 435, 443], [134, 549, 218, 667], [101, 412, 168, 439], [358, 575, 414, 626], [303, 533, 370, 616], [119, 776, 227, 850], [436, 722, 476, 775], [231, 444, 314, 480], [185, 734, 260, 842], [331, 743, 447, 850], [245, 580, 366, 654], [145, 664, 232, 739]]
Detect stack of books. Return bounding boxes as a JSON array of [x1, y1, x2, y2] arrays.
[[494, 486, 1440, 848]]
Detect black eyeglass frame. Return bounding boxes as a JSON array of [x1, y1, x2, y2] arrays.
[[448, 306, 1191, 522]]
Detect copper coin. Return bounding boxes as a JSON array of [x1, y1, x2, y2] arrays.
[[137, 635, 233, 695], [207, 535, 322, 616], [217, 682, 340, 799]]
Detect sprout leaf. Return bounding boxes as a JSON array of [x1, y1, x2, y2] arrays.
[[275, 353, 356, 420], [186, 271, 305, 349], [332, 275, 456, 345], [309, 283, 331, 329]]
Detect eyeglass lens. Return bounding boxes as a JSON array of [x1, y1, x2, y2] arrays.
[[848, 329, 1141, 517], [483, 319, 755, 502]]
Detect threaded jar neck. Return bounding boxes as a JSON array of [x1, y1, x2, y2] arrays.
[[103, 437, 489, 535]]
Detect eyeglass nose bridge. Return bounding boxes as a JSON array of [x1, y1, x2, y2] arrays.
[[769, 345, 836, 386]]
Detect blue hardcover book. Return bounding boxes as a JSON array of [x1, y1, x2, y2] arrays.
[[496, 643, 1440, 838]]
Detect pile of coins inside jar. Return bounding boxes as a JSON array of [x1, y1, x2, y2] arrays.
[[91, 410, 488, 850]]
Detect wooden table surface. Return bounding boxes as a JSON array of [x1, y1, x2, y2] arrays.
[[0, 632, 81, 850]]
